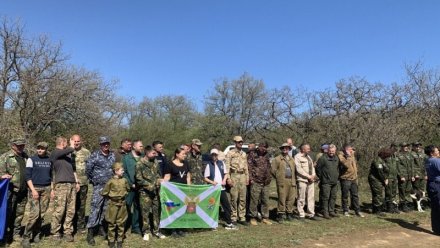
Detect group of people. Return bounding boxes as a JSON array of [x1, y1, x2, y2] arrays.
[[1, 135, 439, 248]]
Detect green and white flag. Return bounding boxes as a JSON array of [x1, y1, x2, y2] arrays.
[[159, 182, 221, 229]]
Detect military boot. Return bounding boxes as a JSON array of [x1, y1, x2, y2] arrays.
[[276, 214, 285, 223], [87, 228, 96, 246], [99, 225, 108, 240]]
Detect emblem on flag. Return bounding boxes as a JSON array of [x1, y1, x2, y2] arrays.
[[159, 182, 221, 229]]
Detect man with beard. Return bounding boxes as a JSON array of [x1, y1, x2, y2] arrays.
[[123, 140, 143, 235], [272, 143, 296, 222], [316, 144, 340, 219], [188, 139, 204, 185], [86, 136, 115, 245], [152, 141, 167, 178], [115, 138, 132, 163]]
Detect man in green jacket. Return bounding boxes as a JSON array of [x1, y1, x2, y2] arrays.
[[122, 140, 143, 234], [271, 143, 296, 222], [316, 144, 339, 219], [396, 142, 415, 212], [0, 138, 28, 245]]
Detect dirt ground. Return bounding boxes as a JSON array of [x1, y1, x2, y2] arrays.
[[302, 221, 439, 248]]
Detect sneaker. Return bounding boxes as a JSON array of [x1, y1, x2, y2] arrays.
[[154, 232, 166, 239], [343, 211, 350, 217], [250, 218, 258, 226], [211, 227, 218, 231], [355, 212, 365, 218], [298, 217, 306, 222], [225, 223, 238, 230], [262, 218, 273, 225], [143, 233, 150, 241], [64, 234, 74, 242]]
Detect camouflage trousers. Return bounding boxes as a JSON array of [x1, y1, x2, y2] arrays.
[[249, 183, 270, 219], [139, 191, 160, 234], [385, 178, 398, 210], [228, 173, 247, 222], [74, 185, 88, 231], [87, 184, 108, 229], [23, 185, 51, 238], [6, 188, 27, 239], [398, 179, 413, 204], [105, 200, 127, 242], [51, 183, 77, 235], [368, 176, 384, 209]]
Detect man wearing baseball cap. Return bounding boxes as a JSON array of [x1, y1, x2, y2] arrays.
[[225, 135, 249, 226], [0, 137, 28, 244], [85, 136, 116, 245], [188, 139, 204, 185]]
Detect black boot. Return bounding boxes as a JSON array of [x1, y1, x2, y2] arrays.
[[276, 214, 285, 223], [99, 224, 108, 240], [87, 228, 96, 246], [117, 241, 123, 248]]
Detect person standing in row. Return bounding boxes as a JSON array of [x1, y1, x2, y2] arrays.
[[123, 140, 143, 235], [163, 148, 191, 237], [338, 144, 364, 217], [21, 142, 52, 247], [248, 141, 272, 226], [368, 148, 391, 216], [188, 139, 204, 185], [86, 136, 115, 245], [272, 143, 296, 222], [136, 145, 165, 241], [204, 149, 238, 230], [225, 136, 249, 226], [71, 134, 91, 233], [50, 137, 79, 242], [295, 143, 318, 220], [316, 144, 339, 219], [101, 162, 130, 248], [0, 138, 28, 245]]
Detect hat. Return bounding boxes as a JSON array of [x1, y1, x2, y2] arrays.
[[413, 142, 422, 146], [99, 136, 111, 144], [400, 142, 409, 147], [321, 144, 329, 150], [210, 148, 219, 154], [112, 162, 123, 171], [36, 142, 48, 149], [233, 136, 243, 142], [192, 139, 203, 146], [10, 138, 26, 146], [279, 143, 291, 149]]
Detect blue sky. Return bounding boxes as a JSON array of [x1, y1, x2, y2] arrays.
[[2, 1, 440, 107]]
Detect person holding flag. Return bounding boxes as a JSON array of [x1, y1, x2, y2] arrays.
[[0, 138, 28, 245]]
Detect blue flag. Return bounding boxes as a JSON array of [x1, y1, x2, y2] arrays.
[[0, 179, 9, 240]]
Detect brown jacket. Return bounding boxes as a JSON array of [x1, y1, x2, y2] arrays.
[[271, 154, 296, 185], [338, 151, 358, 180]]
